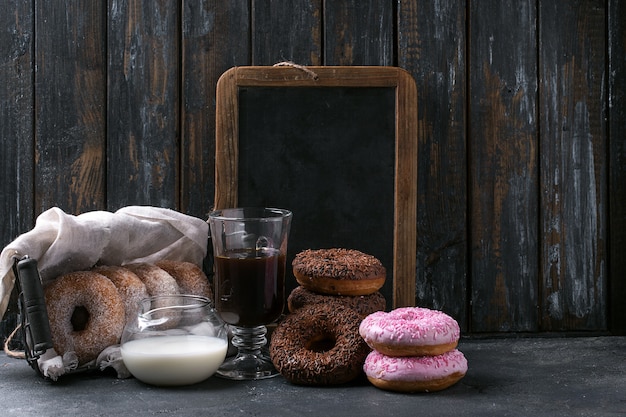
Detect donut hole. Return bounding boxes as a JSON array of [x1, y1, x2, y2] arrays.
[[305, 333, 336, 353], [70, 306, 90, 331]]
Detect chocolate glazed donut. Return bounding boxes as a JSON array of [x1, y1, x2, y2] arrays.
[[287, 286, 386, 317], [269, 303, 370, 385], [292, 248, 386, 296]]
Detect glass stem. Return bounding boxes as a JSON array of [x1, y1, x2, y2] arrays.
[[231, 325, 267, 355]]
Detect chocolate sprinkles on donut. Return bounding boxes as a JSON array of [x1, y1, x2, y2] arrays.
[[269, 303, 370, 385], [287, 286, 386, 318], [292, 248, 386, 296]]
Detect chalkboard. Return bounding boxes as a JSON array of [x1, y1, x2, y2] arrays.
[[214, 66, 417, 308]]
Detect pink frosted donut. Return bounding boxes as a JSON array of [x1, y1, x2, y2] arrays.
[[359, 307, 460, 356], [363, 349, 467, 392]]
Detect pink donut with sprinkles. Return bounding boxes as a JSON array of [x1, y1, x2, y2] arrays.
[[359, 307, 460, 356], [363, 349, 468, 392]]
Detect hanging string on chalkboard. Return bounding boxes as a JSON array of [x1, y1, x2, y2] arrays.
[[273, 61, 319, 80]]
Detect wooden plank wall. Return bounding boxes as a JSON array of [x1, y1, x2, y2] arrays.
[[1, 0, 624, 337]]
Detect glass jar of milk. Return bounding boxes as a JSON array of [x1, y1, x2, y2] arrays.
[[121, 295, 228, 386]]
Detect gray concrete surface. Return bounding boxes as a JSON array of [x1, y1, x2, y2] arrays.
[[1, 336, 625, 416]]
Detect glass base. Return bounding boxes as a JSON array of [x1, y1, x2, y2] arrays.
[[216, 350, 279, 380], [216, 325, 279, 380]]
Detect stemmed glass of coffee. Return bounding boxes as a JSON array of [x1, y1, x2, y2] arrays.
[[208, 207, 292, 380]]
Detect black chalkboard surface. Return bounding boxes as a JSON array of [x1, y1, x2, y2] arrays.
[[215, 66, 417, 308]]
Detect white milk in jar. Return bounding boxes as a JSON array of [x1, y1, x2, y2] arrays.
[[121, 335, 228, 386]]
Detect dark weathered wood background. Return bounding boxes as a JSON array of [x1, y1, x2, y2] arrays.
[[1, 0, 625, 337]]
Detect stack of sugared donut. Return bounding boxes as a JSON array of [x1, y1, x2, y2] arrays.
[[288, 248, 387, 317], [359, 307, 468, 392], [44, 260, 212, 365], [269, 248, 386, 385]]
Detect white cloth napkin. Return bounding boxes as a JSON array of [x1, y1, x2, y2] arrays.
[[0, 206, 209, 379]]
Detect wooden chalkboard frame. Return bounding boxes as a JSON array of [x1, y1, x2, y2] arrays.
[[214, 66, 417, 308]]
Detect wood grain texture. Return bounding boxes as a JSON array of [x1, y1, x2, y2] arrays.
[[394, 68, 419, 308], [252, 0, 322, 65], [35, 1, 106, 214], [0, 0, 34, 342], [324, 1, 394, 65], [539, 0, 607, 331], [469, 0, 539, 332], [1, 1, 625, 338], [107, 0, 179, 210], [398, 0, 468, 330], [608, 0, 626, 334], [0, 0, 34, 246], [181, 0, 250, 218]]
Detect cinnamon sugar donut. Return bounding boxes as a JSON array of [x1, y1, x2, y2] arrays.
[[292, 248, 386, 296], [44, 271, 125, 365], [363, 349, 467, 392], [93, 265, 148, 323], [125, 263, 180, 297], [155, 260, 213, 299], [359, 307, 460, 357], [287, 286, 386, 317], [269, 303, 370, 385]]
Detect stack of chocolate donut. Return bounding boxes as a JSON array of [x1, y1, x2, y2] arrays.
[[359, 307, 468, 392], [288, 248, 387, 317], [43, 261, 212, 365], [270, 248, 387, 385]]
